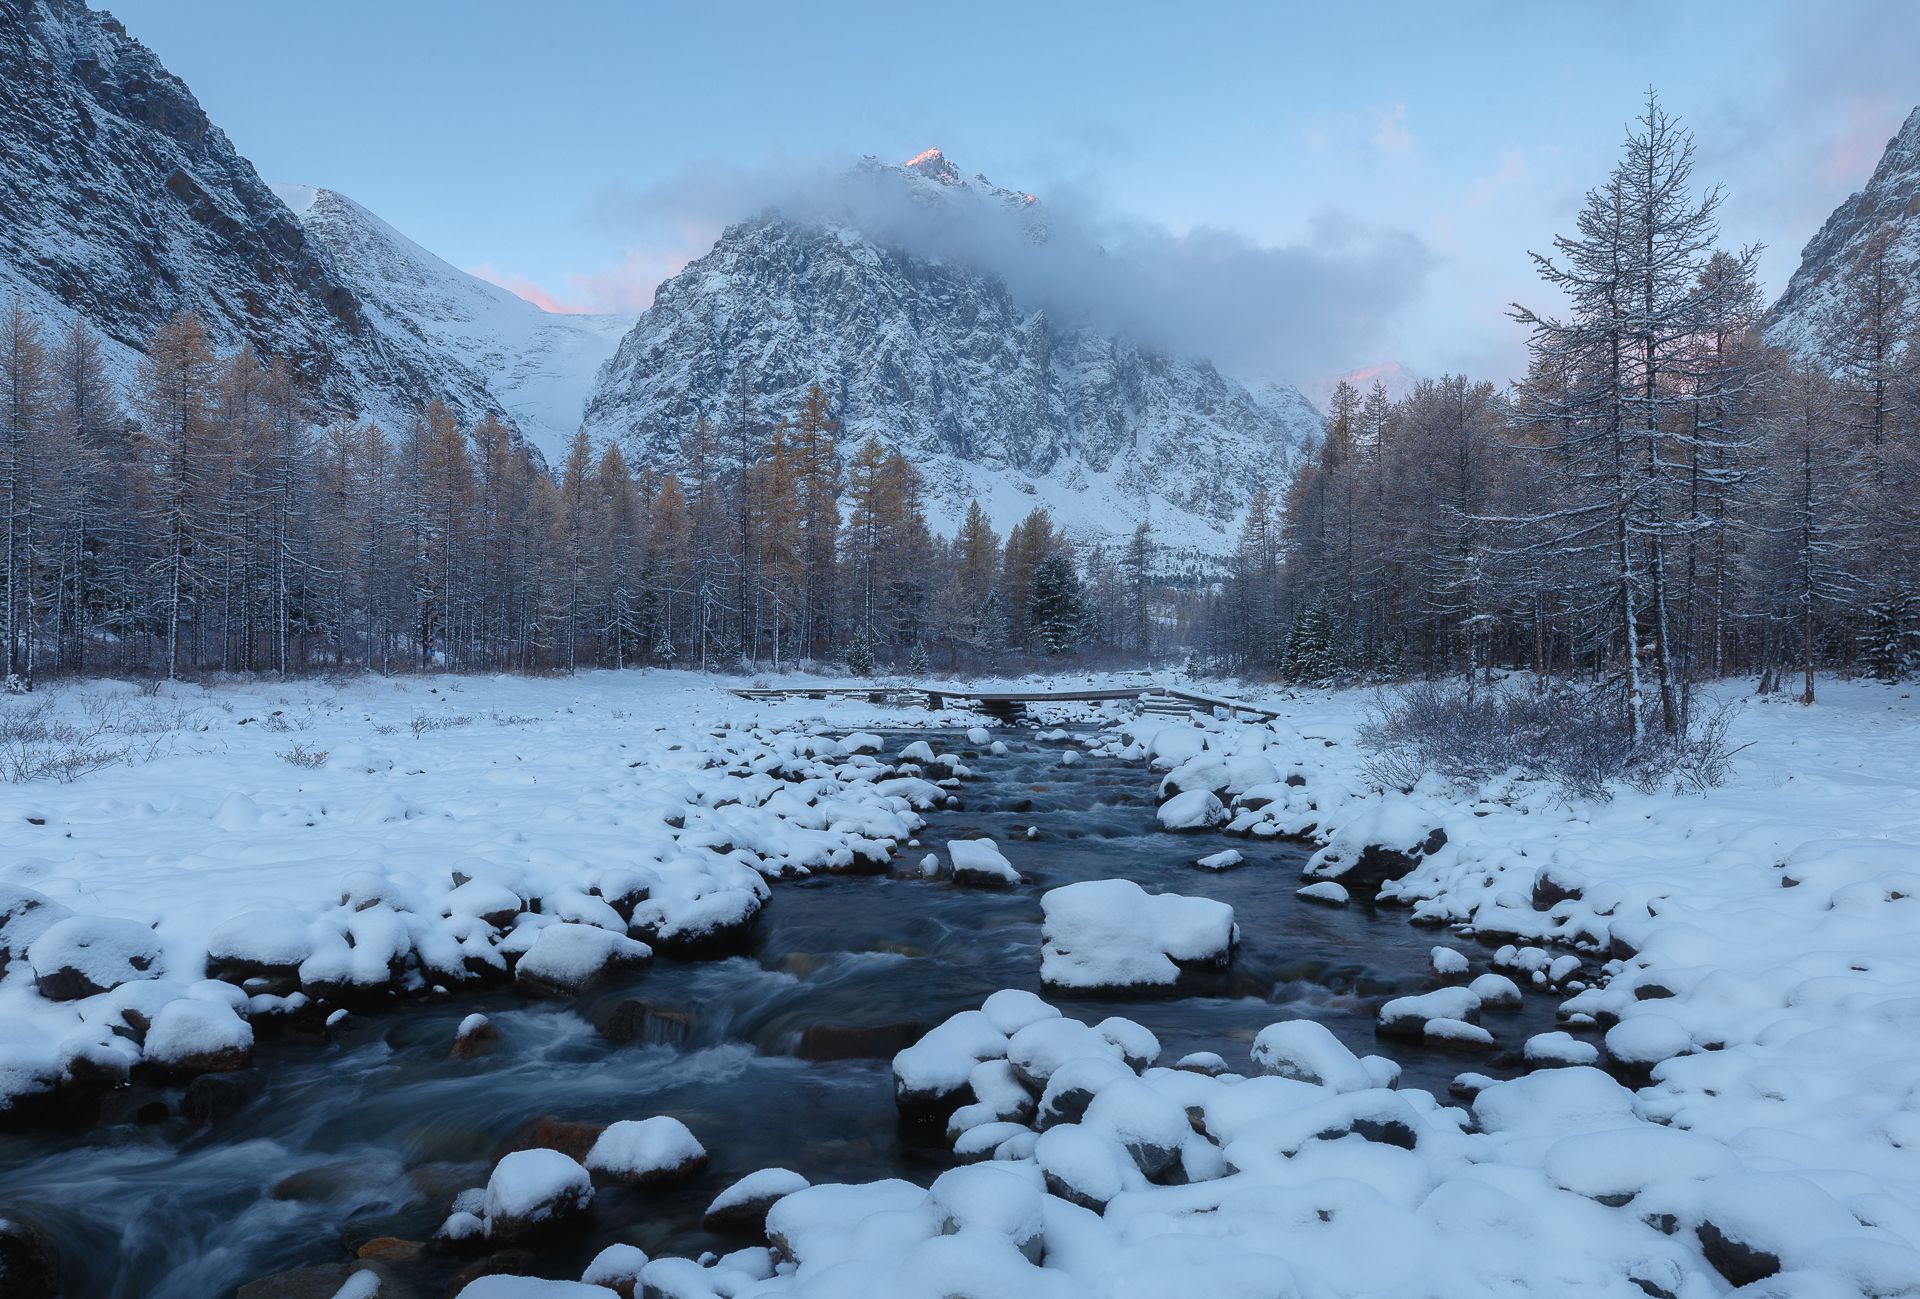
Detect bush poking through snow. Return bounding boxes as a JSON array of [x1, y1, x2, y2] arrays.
[[277, 742, 329, 768], [1359, 678, 1742, 801], [0, 695, 190, 783]]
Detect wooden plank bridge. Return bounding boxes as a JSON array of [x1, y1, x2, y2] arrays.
[[726, 682, 1283, 723]]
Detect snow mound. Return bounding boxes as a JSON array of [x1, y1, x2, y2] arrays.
[[1039, 879, 1235, 991]]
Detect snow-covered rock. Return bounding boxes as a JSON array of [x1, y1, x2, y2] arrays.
[[1156, 789, 1227, 832], [513, 923, 651, 997], [483, 1148, 594, 1242], [26, 915, 162, 1001], [1249, 1019, 1374, 1092], [142, 997, 253, 1074], [947, 839, 1020, 888], [704, 1167, 810, 1236], [583, 1116, 708, 1186], [1039, 879, 1235, 991]]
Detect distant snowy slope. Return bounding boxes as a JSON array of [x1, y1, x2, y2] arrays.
[[273, 185, 635, 460], [1767, 107, 1920, 356], [582, 149, 1323, 554]]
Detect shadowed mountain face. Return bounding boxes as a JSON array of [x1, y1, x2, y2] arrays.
[[1767, 107, 1920, 356], [0, 0, 546, 438], [582, 151, 1323, 553]]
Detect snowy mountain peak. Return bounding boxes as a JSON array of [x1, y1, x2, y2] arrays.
[[274, 182, 636, 459], [581, 152, 1322, 555], [1767, 104, 1920, 355], [903, 146, 963, 185]]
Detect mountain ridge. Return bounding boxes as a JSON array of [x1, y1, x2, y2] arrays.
[[580, 150, 1323, 553]]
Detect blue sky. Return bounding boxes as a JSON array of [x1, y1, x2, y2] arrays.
[[107, 0, 1920, 384]]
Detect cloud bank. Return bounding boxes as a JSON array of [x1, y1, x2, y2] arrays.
[[585, 153, 1433, 382]]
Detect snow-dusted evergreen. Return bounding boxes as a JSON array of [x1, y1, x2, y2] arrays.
[[581, 149, 1323, 552]]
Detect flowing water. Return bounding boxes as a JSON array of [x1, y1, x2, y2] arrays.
[[0, 728, 1563, 1298]]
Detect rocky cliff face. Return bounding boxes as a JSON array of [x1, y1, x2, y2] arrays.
[[1767, 107, 1920, 355], [581, 151, 1321, 552], [0, 0, 518, 436]]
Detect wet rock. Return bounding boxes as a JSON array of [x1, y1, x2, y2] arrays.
[[1346, 829, 1447, 892], [355, 1237, 426, 1266], [493, 1116, 605, 1164], [512, 923, 650, 998], [1530, 864, 1586, 911], [580, 1242, 649, 1297], [1376, 986, 1482, 1040], [272, 1159, 375, 1202], [0, 1216, 59, 1299], [183, 1069, 266, 1124], [445, 1250, 538, 1296], [795, 1021, 928, 1061], [143, 997, 254, 1075], [629, 890, 764, 958], [235, 1261, 408, 1298], [595, 1000, 693, 1047], [450, 1014, 499, 1060]]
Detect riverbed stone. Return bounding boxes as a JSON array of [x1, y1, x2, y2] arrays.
[[795, 1020, 928, 1061], [492, 1116, 604, 1163], [0, 1216, 59, 1299], [183, 1069, 266, 1124], [595, 999, 693, 1047], [235, 1260, 410, 1299]]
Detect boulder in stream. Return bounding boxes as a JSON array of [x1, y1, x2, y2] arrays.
[[582, 1116, 708, 1187], [482, 1148, 594, 1242]]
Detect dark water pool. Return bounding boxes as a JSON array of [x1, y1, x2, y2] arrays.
[[0, 728, 1561, 1298]]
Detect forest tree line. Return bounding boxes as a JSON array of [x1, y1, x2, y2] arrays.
[[0, 309, 1166, 683], [1209, 95, 1919, 731]]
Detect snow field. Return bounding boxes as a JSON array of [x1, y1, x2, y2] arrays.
[[0, 672, 991, 1115]]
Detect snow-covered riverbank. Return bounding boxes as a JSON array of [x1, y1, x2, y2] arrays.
[[0, 671, 994, 1116], [3, 671, 1918, 1297]]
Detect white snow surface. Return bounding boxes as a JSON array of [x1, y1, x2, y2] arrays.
[[1039, 879, 1235, 990], [583, 1116, 706, 1180], [0, 671, 988, 1108], [616, 673, 1920, 1297], [7, 670, 1920, 1295]]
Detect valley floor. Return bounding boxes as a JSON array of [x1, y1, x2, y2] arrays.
[[0, 670, 1916, 1296]]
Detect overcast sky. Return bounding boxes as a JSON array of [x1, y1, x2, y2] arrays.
[[107, 0, 1920, 385]]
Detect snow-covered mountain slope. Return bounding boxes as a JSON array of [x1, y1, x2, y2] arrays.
[[1766, 106, 1920, 355], [272, 185, 635, 460], [581, 150, 1322, 554], [0, 0, 529, 434], [1299, 362, 1423, 413]]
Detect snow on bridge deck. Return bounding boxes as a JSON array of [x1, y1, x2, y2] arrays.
[[726, 683, 1283, 723]]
